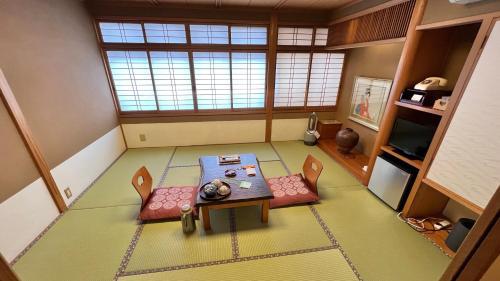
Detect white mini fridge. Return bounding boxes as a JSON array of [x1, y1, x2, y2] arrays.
[[368, 154, 417, 211]]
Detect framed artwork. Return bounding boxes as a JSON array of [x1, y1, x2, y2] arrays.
[[348, 76, 393, 131]]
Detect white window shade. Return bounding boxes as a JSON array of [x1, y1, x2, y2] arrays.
[[193, 52, 231, 109], [107, 51, 156, 111], [278, 27, 313, 46], [99, 22, 144, 43], [231, 26, 267, 45], [144, 23, 186, 44], [307, 53, 344, 106], [274, 53, 311, 107], [314, 28, 329, 46], [231, 52, 266, 108], [190, 25, 229, 44], [150, 51, 194, 110]]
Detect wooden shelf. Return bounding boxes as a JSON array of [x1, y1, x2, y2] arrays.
[[422, 178, 483, 215], [394, 101, 444, 116], [380, 145, 423, 169], [318, 139, 369, 184]]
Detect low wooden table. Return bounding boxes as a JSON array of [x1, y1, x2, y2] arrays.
[[196, 154, 274, 231]]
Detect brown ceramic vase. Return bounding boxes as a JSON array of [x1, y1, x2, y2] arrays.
[[336, 128, 359, 154]]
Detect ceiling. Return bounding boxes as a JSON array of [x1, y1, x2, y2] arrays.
[[90, 0, 359, 10]]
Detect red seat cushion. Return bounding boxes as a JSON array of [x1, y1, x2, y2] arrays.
[[139, 186, 198, 221], [266, 174, 319, 209]]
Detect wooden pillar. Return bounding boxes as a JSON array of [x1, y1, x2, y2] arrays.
[[265, 13, 278, 142], [440, 187, 500, 281], [364, 0, 428, 185], [0, 254, 20, 281], [0, 69, 67, 213]]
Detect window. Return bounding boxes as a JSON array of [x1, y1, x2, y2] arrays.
[[307, 53, 345, 106], [231, 26, 267, 45], [190, 25, 229, 44], [274, 53, 310, 107], [150, 51, 194, 110], [278, 27, 313, 46], [314, 28, 329, 46], [193, 52, 231, 109], [98, 22, 342, 115], [144, 23, 187, 44], [100, 22, 268, 113], [107, 51, 155, 111], [99, 22, 144, 43], [231, 52, 266, 108], [274, 26, 344, 109]]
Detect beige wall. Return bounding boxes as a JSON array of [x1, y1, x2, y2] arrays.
[[422, 0, 500, 25], [0, 0, 118, 200], [332, 43, 404, 156], [0, 0, 118, 169], [0, 103, 40, 203]]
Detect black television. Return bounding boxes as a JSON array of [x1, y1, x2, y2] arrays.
[[388, 118, 437, 160]]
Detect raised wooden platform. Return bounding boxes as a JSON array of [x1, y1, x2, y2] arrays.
[[318, 138, 369, 184]]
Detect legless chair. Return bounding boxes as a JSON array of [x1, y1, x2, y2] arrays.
[[132, 167, 153, 209], [303, 154, 323, 195], [266, 154, 323, 209], [132, 166, 198, 221]]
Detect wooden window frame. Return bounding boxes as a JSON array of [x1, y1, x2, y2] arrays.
[[95, 19, 345, 118]]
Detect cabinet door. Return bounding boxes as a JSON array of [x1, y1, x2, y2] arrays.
[[426, 20, 500, 209]]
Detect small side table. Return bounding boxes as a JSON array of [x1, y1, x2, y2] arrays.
[[317, 120, 342, 139]]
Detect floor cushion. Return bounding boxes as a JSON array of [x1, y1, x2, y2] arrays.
[[266, 174, 319, 209], [139, 186, 198, 221]]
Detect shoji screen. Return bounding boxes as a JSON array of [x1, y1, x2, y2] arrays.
[[427, 21, 500, 208]]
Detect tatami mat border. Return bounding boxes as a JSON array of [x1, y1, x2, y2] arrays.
[[270, 143, 292, 175], [120, 245, 337, 277], [113, 147, 177, 280], [114, 224, 144, 281], [229, 209, 240, 259]]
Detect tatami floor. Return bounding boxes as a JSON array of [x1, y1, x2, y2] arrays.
[[12, 141, 451, 281]]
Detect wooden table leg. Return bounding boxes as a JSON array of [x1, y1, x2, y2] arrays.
[[261, 200, 269, 223], [201, 206, 211, 231]]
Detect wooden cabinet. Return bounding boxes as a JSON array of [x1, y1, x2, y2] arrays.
[[317, 120, 342, 139]]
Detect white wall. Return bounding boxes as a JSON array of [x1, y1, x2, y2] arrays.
[[0, 178, 59, 262], [0, 126, 125, 262], [123, 120, 266, 148], [271, 118, 308, 141], [51, 126, 126, 205]]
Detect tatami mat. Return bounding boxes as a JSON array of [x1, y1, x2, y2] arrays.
[[163, 165, 201, 187], [235, 205, 332, 257], [315, 186, 451, 281], [14, 143, 451, 281], [119, 249, 358, 281], [13, 205, 139, 281], [272, 141, 360, 188], [125, 209, 233, 272], [171, 143, 279, 166], [258, 160, 289, 178], [72, 147, 174, 209]]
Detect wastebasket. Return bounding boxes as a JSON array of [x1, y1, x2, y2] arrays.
[[445, 218, 476, 252]]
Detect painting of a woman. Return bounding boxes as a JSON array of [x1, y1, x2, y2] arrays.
[[349, 77, 392, 131]]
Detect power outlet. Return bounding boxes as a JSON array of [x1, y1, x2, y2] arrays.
[[139, 134, 146, 142], [64, 187, 72, 199]]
